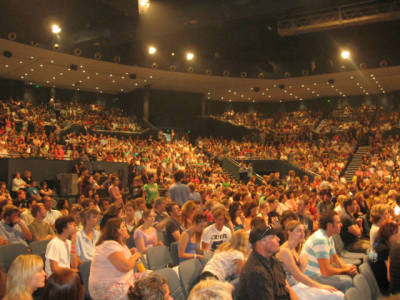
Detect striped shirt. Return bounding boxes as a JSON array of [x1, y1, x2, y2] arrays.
[[301, 229, 336, 277]]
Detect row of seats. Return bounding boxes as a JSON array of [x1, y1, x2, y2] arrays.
[[79, 257, 206, 300], [345, 263, 381, 300], [0, 240, 50, 272], [332, 234, 367, 266]]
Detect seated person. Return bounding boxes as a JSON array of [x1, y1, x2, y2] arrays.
[[43, 196, 62, 228], [76, 208, 100, 261], [134, 210, 161, 254], [45, 215, 79, 277], [200, 229, 248, 281], [164, 202, 183, 247], [340, 199, 369, 253], [201, 208, 232, 252], [29, 203, 55, 241], [389, 239, 400, 295], [0, 204, 32, 246], [277, 220, 344, 300], [178, 214, 207, 262], [302, 211, 357, 293]]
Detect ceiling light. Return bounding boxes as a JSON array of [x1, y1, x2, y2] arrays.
[[148, 46, 156, 55], [341, 50, 351, 59], [186, 52, 194, 61], [51, 24, 62, 34]]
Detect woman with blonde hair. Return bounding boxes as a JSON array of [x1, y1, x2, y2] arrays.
[[200, 229, 248, 281], [3, 254, 46, 300]]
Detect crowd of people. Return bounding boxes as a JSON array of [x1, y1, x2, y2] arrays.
[[1, 98, 400, 300], [0, 98, 142, 159]]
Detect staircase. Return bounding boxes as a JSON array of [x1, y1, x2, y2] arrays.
[[344, 146, 370, 182]]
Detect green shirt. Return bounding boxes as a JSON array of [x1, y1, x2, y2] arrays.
[[143, 183, 159, 204]]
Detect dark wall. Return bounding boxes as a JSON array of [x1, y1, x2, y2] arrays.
[[0, 158, 129, 190], [206, 91, 400, 115]]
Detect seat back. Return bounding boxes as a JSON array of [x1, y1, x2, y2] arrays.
[[154, 268, 185, 300], [157, 230, 168, 246], [170, 242, 179, 266], [353, 274, 372, 300], [345, 287, 362, 300], [199, 251, 213, 267], [78, 260, 92, 300], [146, 245, 173, 270], [178, 258, 203, 297], [0, 243, 29, 272], [332, 234, 345, 254], [30, 239, 51, 261], [359, 263, 381, 298]]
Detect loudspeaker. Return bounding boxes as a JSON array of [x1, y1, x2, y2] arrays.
[[57, 173, 78, 195]]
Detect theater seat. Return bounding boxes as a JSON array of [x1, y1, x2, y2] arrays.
[[0, 243, 29, 272], [154, 267, 185, 300], [78, 261, 92, 300], [178, 258, 203, 298], [146, 245, 173, 270], [30, 239, 51, 261], [332, 234, 366, 265], [353, 274, 372, 300]]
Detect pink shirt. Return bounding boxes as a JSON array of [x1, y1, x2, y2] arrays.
[[89, 240, 133, 286]]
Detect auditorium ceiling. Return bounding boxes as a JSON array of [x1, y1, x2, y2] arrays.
[[0, 0, 400, 101], [1, 38, 399, 102]]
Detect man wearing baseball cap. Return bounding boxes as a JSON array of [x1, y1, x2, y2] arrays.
[[237, 224, 298, 300]]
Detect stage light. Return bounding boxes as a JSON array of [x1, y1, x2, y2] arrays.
[[148, 46, 156, 55], [341, 50, 351, 59], [51, 24, 62, 34], [186, 52, 194, 61]]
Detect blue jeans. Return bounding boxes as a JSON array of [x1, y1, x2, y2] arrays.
[[310, 274, 353, 292]]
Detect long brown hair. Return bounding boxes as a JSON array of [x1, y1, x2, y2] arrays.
[[97, 217, 123, 246], [286, 220, 304, 253]]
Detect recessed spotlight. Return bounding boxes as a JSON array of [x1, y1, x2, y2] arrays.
[[50, 60, 54, 64], [30, 56, 34, 60], [96, 72, 99, 76], [86, 76, 90, 79], [59, 72, 63, 76], [228, 89, 232, 93], [20, 76, 24, 79], [5, 64, 8, 68], [30, 68, 34, 72], [148, 46, 157, 55], [121, 89, 124, 92], [39, 64, 43, 68], [301, 84, 304, 88], [51, 24, 62, 34], [19, 61, 23, 64], [350, 76, 354, 79], [135, 83, 138, 86], [313, 83, 317, 86], [109, 74, 113, 77], [96, 87, 99, 90]]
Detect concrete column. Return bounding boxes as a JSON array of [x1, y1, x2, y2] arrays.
[[143, 88, 150, 121]]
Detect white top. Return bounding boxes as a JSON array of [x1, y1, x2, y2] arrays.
[[202, 250, 244, 280], [45, 236, 71, 277], [89, 240, 134, 285], [370, 224, 379, 248], [11, 177, 26, 192], [44, 209, 62, 226], [201, 224, 231, 251]]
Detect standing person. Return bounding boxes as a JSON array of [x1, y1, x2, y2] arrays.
[[168, 170, 190, 206], [76, 208, 100, 262], [200, 229, 249, 281], [108, 176, 123, 205], [237, 224, 298, 300], [2, 254, 46, 300], [369, 221, 399, 295], [143, 174, 158, 208], [178, 214, 208, 262], [89, 218, 142, 300], [45, 215, 79, 277], [301, 211, 356, 292], [277, 220, 344, 300], [201, 208, 232, 252]]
